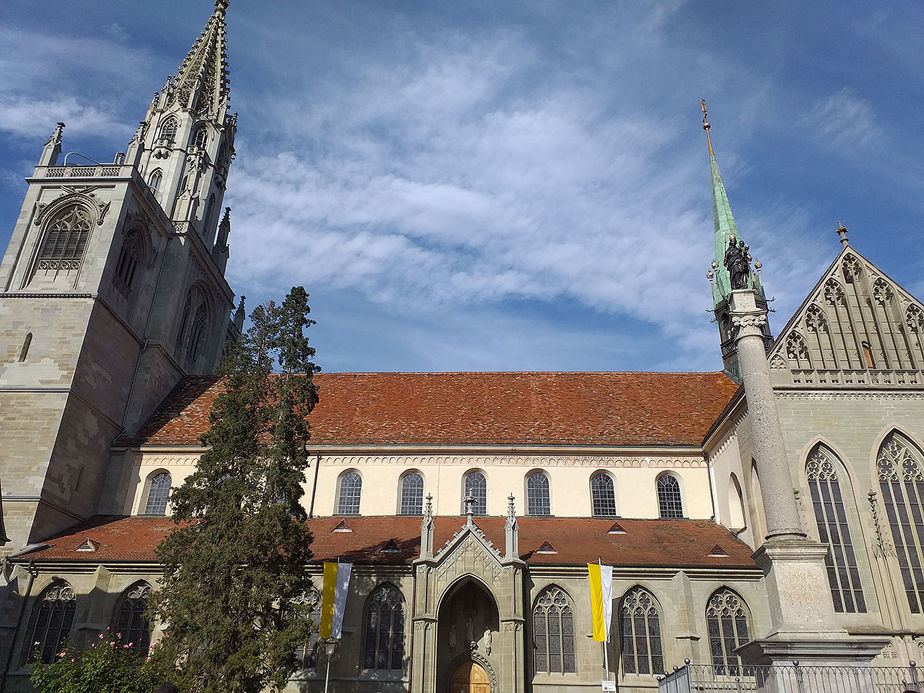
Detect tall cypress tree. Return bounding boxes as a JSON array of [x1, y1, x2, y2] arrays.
[[151, 287, 319, 693]]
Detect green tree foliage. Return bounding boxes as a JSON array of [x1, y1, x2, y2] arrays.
[[151, 287, 320, 692], [30, 630, 158, 693]]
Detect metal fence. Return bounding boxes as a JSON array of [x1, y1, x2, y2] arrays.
[[659, 661, 922, 693]]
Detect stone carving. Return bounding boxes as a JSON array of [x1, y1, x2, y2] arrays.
[[731, 314, 767, 331], [867, 490, 896, 558], [724, 237, 751, 290], [785, 332, 810, 366], [906, 305, 924, 333], [823, 278, 847, 306], [804, 304, 828, 333], [323, 454, 706, 468], [873, 278, 895, 305], [769, 354, 786, 370], [842, 254, 863, 283], [434, 535, 503, 591]]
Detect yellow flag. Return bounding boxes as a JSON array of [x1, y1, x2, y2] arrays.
[[319, 562, 338, 638], [587, 563, 613, 642]]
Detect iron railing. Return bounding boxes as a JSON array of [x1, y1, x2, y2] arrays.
[[659, 661, 921, 693]]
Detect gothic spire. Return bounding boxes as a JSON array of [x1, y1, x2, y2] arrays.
[[167, 1, 231, 116], [702, 99, 743, 305]]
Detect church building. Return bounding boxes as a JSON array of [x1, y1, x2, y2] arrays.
[[2, 3, 924, 692]]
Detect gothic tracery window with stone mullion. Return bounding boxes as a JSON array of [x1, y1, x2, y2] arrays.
[[362, 585, 404, 671], [26, 582, 76, 664], [806, 448, 866, 613], [532, 586, 576, 674], [114, 582, 153, 656], [38, 205, 92, 272], [878, 434, 924, 613], [705, 589, 749, 676], [464, 471, 487, 515], [620, 588, 663, 675]]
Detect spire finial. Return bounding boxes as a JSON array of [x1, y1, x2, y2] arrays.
[[215, 0, 229, 13], [701, 98, 714, 156], [835, 221, 849, 249], [464, 495, 475, 527]]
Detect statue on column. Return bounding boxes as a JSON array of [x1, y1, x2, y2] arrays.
[[724, 236, 751, 290]]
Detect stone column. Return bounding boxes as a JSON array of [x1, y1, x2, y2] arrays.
[[730, 289, 803, 541], [730, 289, 889, 680]]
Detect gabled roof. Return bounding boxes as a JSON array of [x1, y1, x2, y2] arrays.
[[767, 242, 924, 381], [17, 515, 758, 570], [121, 371, 739, 448]]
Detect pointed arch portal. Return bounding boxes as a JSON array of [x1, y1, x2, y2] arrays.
[[438, 579, 498, 693]]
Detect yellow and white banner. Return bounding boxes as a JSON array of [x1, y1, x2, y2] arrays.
[[319, 562, 352, 639], [587, 563, 613, 642]]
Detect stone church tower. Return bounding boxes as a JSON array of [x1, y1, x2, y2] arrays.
[[0, 1, 239, 551]]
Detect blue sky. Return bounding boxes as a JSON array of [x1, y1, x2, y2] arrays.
[[1, 1, 923, 373]]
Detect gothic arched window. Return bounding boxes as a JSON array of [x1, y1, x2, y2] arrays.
[[337, 471, 362, 515], [591, 472, 617, 517], [463, 471, 487, 515], [193, 124, 208, 149], [656, 475, 683, 519], [362, 584, 404, 671], [187, 303, 208, 360], [38, 205, 92, 272], [147, 169, 163, 195], [806, 446, 866, 613], [114, 230, 141, 291], [114, 582, 152, 656], [292, 589, 321, 670], [27, 581, 76, 663], [532, 585, 576, 674], [527, 471, 551, 516], [706, 589, 750, 676], [144, 471, 171, 515], [877, 432, 924, 613], [159, 117, 178, 142], [399, 472, 424, 515], [620, 587, 663, 676]]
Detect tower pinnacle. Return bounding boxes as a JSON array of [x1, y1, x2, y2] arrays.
[[167, 0, 231, 116]]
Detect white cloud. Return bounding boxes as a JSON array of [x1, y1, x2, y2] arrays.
[[800, 87, 881, 151]]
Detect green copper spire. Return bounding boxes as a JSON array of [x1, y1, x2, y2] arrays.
[[702, 99, 742, 305]]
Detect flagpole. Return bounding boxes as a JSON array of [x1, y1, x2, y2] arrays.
[[599, 558, 610, 681]]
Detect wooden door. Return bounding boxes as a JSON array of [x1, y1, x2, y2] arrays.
[[450, 661, 490, 693]]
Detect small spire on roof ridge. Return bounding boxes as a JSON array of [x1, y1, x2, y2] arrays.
[[215, 0, 230, 14]]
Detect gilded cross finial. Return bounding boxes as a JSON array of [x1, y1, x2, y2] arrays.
[[835, 221, 849, 249]]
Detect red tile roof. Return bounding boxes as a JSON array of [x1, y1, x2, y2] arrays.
[[122, 371, 739, 447], [21, 515, 757, 570]]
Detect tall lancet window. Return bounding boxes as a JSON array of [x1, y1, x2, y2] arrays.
[[620, 587, 663, 676], [591, 472, 617, 517], [38, 205, 92, 272], [877, 432, 924, 613], [656, 475, 683, 518], [806, 446, 865, 613], [705, 589, 750, 676], [532, 586, 576, 674]]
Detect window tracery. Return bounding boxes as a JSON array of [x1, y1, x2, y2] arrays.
[[147, 169, 163, 196], [532, 586, 576, 674], [804, 304, 827, 333], [877, 433, 924, 613], [823, 279, 846, 306], [785, 332, 810, 369], [705, 589, 750, 675], [873, 278, 894, 305], [114, 230, 142, 292], [159, 117, 178, 142], [806, 446, 865, 613], [842, 254, 862, 284], [114, 582, 153, 656], [620, 587, 663, 675], [27, 582, 76, 664], [37, 205, 92, 273], [363, 584, 404, 671]]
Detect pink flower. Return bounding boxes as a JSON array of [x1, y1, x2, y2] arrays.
[[145, 656, 152, 663], [33, 641, 39, 646], [128, 643, 133, 647], [109, 642, 116, 647], [98, 633, 104, 639], [70, 658, 75, 663], [116, 632, 122, 638]]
